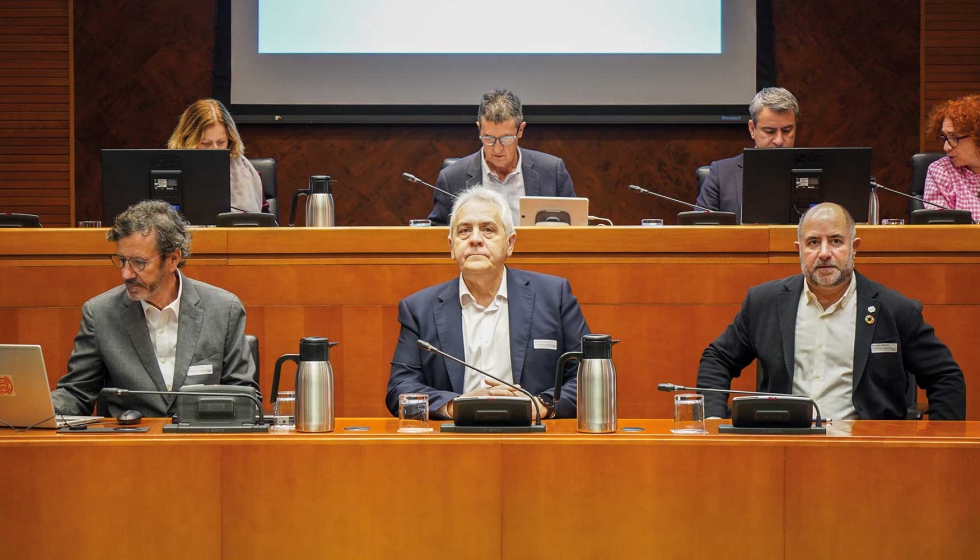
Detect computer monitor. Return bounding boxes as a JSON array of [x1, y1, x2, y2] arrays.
[[101, 149, 231, 226], [741, 147, 872, 224]]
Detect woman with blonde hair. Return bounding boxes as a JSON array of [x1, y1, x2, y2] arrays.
[[168, 98, 265, 213], [923, 94, 980, 222]]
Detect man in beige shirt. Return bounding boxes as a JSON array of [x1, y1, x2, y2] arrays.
[[696, 203, 965, 420]]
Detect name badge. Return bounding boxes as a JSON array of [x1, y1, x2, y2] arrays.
[[534, 339, 558, 350], [871, 343, 898, 354], [187, 364, 213, 377]]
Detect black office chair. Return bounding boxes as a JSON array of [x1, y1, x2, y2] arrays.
[[695, 165, 711, 196], [250, 158, 279, 217], [0, 213, 42, 228], [908, 153, 944, 213], [905, 372, 923, 420], [441, 157, 461, 171]]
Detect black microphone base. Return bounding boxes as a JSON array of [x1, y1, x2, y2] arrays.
[[718, 424, 827, 435], [163, 423, 271, 433], [439, 423, 546, 434]]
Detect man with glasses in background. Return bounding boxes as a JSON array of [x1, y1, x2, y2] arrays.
[[696, 87, 800, 218], [427, 89, 577, 226], [51, 200, 258, 417]]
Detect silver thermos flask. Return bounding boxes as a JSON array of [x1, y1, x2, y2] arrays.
[[555, 334, 619, 433], [868, 176, 880, 225], [272, 337, 338, 432], [289, 175, 335, 227]]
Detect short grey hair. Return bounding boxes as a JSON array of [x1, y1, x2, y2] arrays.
[[107, 200, 192, 267], [797, 203, 856, 243], [478, 89, 523, 125], [749, 87, 800, 124], [449, 186, 516, 237]]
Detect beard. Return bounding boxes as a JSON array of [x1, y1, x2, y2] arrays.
[[801, 250, 855, 288], [124, 265, 168, 302]]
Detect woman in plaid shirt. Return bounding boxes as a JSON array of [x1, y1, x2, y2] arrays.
[[923, 95, 980, 223]]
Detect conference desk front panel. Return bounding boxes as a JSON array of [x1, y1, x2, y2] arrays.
[[1, 226, 977, 419], [1, 419, 978, 560]]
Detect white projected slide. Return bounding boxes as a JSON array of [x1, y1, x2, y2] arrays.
[[258, 0, 721, 55], [230, 0, 758, 111]]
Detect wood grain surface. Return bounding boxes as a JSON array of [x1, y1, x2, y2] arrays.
[[1, 418, 979, 560]]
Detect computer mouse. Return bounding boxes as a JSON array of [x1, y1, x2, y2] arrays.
[[117, 409, 143, 425]]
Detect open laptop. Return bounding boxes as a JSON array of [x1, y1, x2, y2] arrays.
[[0, 344, 102, 429], [519, 196, 589, 226]]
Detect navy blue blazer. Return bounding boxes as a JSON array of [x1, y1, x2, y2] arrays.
[[695, 153, 743, 218], [696, 272, 966, 420], [427, 148, 576, 226], [386, 268, 590, 418]]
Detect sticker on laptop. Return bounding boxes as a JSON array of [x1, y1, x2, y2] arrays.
[[0, 375, 15, 397]]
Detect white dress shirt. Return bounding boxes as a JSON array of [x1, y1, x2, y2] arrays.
[[459, 271, 513, 393], [792, 272, 859, 420], [140, 270, 183, 390], [480, 147, 525, 226]]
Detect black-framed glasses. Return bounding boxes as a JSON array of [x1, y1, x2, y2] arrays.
[[937, 133, 970, 148], [110, 254, 162, 272], [479, 134, 519, 147]]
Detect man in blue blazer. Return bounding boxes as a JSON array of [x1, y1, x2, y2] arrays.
[[427, 89, 576, 226], [697, 203, 965, 420], [696, 87, 800, 220], [389, 187, 589, 419]]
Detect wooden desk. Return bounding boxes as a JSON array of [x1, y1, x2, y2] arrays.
[[1, 226, 978, 418], [1, 419, 978, 560]]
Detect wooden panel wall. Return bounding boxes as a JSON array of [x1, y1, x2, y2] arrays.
[[921, 0, 980, 152], [72, 0, 921, 225], [0, 0, 72, 227]]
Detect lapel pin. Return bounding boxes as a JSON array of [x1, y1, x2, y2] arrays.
[[868, 306, 876, 313], [865, 314, 875, 325]]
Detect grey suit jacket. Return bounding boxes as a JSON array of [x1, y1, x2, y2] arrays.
[[696, 272, 966, 420], [51, 274, 258, 417], [695, 153, 743, 218], [427, 148, 577, 226], [386, 268, 590, 418]]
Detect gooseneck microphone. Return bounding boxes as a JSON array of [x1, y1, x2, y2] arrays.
[[657, 382, 825, 428], [101, 387, 267, 424], [629, 184, 712, 212], [402, 172, 458, 200], [871, 181, 952, 211], [416, 340, 542, 426]]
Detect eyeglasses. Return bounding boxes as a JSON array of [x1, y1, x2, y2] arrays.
[[110, 254, 162, 272], [479, 134, 519, 147], [937, 133, 970, 148]]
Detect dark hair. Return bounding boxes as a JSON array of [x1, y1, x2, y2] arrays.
[[106, 200, 192, 267]]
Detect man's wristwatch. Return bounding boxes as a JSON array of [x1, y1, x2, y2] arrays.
[[536, 393, 556, 419]]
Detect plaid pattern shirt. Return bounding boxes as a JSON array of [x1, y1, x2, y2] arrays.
[[923, 156, 980, 222]]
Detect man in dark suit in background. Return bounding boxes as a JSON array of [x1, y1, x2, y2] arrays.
[[51, 200, 258, 417], [695, 87, 800, 220], [427, 89, 576, 226], [390, 186, 589, 419], [697, 203, 965, 420]]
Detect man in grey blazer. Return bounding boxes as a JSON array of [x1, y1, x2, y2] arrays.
[[695, 87, 800, 220], [427, 89, 576, 226], [390, 186, 589, 419], [697, 203, 965, 420], [51, 200, 258, 417]]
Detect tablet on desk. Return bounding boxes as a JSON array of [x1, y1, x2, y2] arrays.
[[519, 196, 589, 226]]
